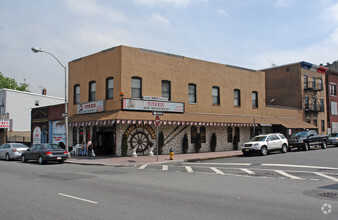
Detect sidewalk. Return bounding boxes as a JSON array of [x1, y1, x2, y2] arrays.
[[65, 150, 243, 167]]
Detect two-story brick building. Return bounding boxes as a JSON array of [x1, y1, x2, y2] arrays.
[[67, 46, 315, 156]]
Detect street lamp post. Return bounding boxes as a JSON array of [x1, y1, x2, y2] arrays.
[[31, 47, 69, 158]]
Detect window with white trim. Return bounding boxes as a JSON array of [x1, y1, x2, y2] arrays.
[[331, 102, 338, 115]]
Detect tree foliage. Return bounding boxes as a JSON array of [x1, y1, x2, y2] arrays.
[[0, 72, 30, 92]]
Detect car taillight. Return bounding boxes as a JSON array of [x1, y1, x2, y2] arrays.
[[64, 151, 68, 154], [45, 152, 52, 155], [12, 149, 17, 152]]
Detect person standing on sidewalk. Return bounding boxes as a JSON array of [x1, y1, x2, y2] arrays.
[[87, 139, 93, 159]]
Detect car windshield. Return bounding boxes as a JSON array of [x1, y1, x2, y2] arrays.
[[250, 136, 267, 142], [44, 144, 63, 150], [291, 131, 308, 138], [11, 143, 29, 149]]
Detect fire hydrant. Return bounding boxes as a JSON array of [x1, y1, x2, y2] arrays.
[[169, 147, 174, 160]]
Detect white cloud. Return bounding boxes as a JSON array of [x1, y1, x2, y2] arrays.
[[133, 0, 207, 8], [65, 0, 126, 22], [274, 0, 294, 7], [149, 13, 170, 26], [216, 8, 228, 15], [327, 3, 338, 23]]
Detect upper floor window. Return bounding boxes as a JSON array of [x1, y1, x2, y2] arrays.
[[188, 83, 197, 103], [321, 119, 325, 132], [318, 78, 323, 90], [304, 75, 308, 89], [234, 89, 241, 107], [252, 91, 258, 108], [312, 77, 316, 89], [331, 102, 338, 115], [212, 86, 220, 105], [106, 77, 114, 99], [74, 84, 80, 104], [131, 77, 142, 98], [89, 81, 96, 101], [162, 80, 171, 101], [330, 84, 336, 96]]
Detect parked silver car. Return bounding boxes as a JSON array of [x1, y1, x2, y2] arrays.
[[328, 133, 338, 146], [0, 143, 29, 160], [242, 133, 288, 156]]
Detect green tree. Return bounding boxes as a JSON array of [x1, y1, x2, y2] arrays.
[[0, 72, 30, 92]]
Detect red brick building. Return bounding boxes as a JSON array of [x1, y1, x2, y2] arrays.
[[325, 69, 338, 133]]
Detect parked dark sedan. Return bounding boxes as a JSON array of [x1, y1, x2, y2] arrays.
[[21, 143, 68, 165]]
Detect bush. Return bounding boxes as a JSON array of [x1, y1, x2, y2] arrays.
[[182, 133, 189, 154], [121, 134, 128, 156], [158, 131, 164, 155], [195, 133, 202, 153], [210, 133, 217, 152]]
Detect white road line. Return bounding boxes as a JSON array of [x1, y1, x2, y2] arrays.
[[139, 164, 148, 169], [58, 193, 98, 204], [275, 170, 303, 180], [210, 167, 224, 175], [262, 164, 338, 170], [185, 163, 251, 166], [185, 166, 194, 173], [313, 172, 338, 182], [162, 165, 168, 171], [241, 168, 255, 175]]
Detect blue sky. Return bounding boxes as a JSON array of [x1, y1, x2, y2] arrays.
[[1, 0, 338, 98]]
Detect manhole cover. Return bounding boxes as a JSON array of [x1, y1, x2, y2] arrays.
[[317, 192, 338, 198]]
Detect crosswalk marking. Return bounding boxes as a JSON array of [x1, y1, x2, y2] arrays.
[[210, 167, 224, 175], [185, 166, 194, 173], [162, 165, 168, 171], [241, 168, 255, 175], [313, 172, 338, 182], [139, 164, 148, 169], [275, 170, 303, 180]]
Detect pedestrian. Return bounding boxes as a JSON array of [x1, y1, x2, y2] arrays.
[[87, 139, 93, 159], [79, 141, 86, 156]]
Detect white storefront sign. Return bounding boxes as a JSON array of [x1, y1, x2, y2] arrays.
[[33, 127, 41, 145], [77, 100, 104, 114], [52, 121, 65, 144], [122, 99, 184, 113]]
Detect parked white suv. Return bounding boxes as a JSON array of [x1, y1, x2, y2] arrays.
[[242, 133, 288, 156]]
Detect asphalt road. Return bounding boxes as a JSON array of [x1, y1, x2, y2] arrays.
[[0, 148, 337, 220]]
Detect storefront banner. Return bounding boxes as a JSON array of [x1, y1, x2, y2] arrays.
[[33, 127, 41, 145], [77, 100, 104, 114], [122, 99, 184, 113], [52, 121, 65, 144], [0, 120, 10, 128]]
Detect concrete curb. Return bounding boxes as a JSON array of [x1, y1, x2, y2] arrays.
[[184, 153, 242, 162]]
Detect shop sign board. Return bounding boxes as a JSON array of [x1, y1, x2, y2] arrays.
[[122, 99, 184, 113], [143, 96, 168, 102], [33, 127, 41, 145], [0, 120, 10, 128], [77, 100, 104, 114], [51, 121, 65, 144]]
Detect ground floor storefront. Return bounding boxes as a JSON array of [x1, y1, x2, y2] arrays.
[[68, 111, 316, 156]]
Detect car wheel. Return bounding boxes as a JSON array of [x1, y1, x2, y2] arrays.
[[261, 146, 268, 156], [303, 143, 309, 151], [21, 155, 26, 163], [281, 144, 287, 153], [5, 153, 10, 161], [58, 160, 64, 164], [38, 156, 45, 165], [321, 141, 327, 149]]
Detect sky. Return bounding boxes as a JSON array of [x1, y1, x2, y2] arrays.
[[1, 0, 338, 98]]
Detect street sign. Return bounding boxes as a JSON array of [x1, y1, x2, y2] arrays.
[[152, 111, 163, 116], [62, 113, 68, 117], [155, 116, 161, 126]]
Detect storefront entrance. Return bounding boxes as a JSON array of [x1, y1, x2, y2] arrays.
[[94, 126, 115, 156]]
